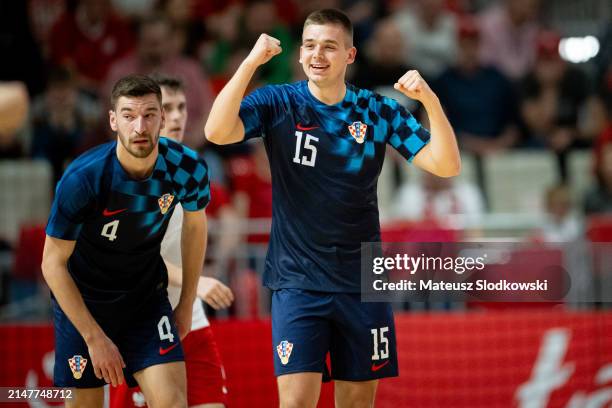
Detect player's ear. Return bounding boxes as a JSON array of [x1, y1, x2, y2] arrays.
[[109, 110, 118, 132], [298, 46, 303, 63], [159, 108, 166, 131], [347, 46, 357, 65]]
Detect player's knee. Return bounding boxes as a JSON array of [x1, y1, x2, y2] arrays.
[[336, 397, 375, 408], [335, 391, 376, 408], [147, 390, 187, 408], [279, 393, 317, 408]]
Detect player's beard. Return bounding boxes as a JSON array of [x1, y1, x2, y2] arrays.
[[117, 131, 160, 159]]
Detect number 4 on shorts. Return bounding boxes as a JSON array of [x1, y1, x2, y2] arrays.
[[158, 315, 175, 343]]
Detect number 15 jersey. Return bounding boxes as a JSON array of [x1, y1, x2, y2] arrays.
[[239, 81, 430, 293], [45, 137, 210, 316]]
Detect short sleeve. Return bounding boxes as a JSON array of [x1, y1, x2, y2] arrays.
[[160, 204, 183, 267], [45, 173, 93, 240], [180, 156, 211, 212], [239, 85, 283, 140], [386, 99, 431, 162]]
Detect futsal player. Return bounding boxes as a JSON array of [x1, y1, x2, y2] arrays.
[[205, 8, 460, 408], [109, 75, 232, 408], [42, 74, 210, 408]]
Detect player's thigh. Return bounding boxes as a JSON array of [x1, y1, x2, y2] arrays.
[[117, 293, 185, 388], [65, 387, 105, 408], [271, 289, 332, 376], [277, 372, 322, 408], [133, 361, 187, 408], [330, 296, 398, 381], [334, 379, 379, 408], [52, 299, 109, 389]]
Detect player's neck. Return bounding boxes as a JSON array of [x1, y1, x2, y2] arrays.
[[116, 144, 159, 180], [307, 80, 346, 105]]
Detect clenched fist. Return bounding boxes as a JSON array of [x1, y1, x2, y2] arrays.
[[394, 70, 436, 105], [245, 34, 282, 67]]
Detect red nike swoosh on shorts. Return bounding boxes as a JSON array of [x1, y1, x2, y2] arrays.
[[102, 208, 127, 217], [159, 343, 179, 355], [296, 123, 319, 131], [371, 360, 390, 372]]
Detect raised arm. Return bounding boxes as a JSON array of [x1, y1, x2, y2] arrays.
[[394, 70, 461, 178], [41, 235, 125, 386], [204, 34, 282, 145]]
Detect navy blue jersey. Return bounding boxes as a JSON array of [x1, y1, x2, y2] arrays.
[[46, 137, 210, 315], [239, 81, 430, 292]]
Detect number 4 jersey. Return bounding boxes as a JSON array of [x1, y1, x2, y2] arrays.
[[239, 80, 431, 293], [45, 137, 210, 316]]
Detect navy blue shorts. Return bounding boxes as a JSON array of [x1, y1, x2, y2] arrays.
[[271, 288, 398, 381], [52, 293, 184, 388]]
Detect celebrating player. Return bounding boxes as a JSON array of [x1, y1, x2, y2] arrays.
[[205, 8, 460, 408], [110, 75, 232, 408], [42, 74, 210, 408]]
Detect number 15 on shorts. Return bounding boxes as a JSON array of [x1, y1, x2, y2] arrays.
[[371, 327, 389, 360]]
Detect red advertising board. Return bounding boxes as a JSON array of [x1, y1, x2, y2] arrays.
[[0, 310, 610, 407]]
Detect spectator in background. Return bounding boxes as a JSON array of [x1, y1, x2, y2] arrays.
[[520, 31, 592, 180], [478, 0, 540, 81], [535, 184, 582, 243], [31, 67, 100, 184], [27, 0, 66, 59], [48, 0, 134, 92], [0, 82, 29, 159], [433, 17, 519, 156], [243, 0, 295, 84], [393, 0, 457, 80], [230, 140, 273, 244], [391, 171, 484, 225], [158, 0, 208, 60], [208, 0, 294, 86], [104, 14, 214, 149], [353, 18, 416, 111], [584, 140, 612, 215], [342, 0, 386, 47]]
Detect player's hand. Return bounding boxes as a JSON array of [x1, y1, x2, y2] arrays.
[[86, 332, 126, 386], [173, 301, 193, 341], [394, 70, 436, 105], [245, 34, 282, 67], [197, 277, 234, 310]]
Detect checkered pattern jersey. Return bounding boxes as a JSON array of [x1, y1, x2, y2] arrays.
[[45, 137, 210, 314], [238, 80, 431, 293]]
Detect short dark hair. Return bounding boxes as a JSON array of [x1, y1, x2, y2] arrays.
[[110, 74, 162, 109], [150, 73, 184, 93], [303, 9, 353, 46]]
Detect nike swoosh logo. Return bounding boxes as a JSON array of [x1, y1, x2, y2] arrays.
[[296, 123, 319, 131], [102, 208, 127, 217], [159, 343, 179, 355], [371, 360, 390, 372]]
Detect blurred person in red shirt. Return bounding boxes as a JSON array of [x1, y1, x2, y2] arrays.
[[229, 140, 273, 244], [48, 0, 134, 91]]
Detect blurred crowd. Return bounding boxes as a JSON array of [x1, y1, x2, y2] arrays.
[[1, 0, 612, 313]]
